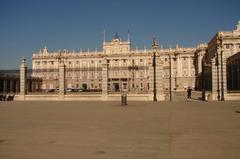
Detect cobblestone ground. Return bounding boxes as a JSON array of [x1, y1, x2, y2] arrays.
[[0, 101, 240, 159]]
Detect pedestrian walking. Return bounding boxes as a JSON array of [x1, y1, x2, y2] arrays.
[[187, 87, 192, 101]]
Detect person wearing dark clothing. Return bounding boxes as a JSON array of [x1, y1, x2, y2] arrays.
[[187, 87, 192, 99]]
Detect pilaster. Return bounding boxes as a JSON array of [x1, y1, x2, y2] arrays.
[[176, 54, 183, 78], [148, 58, 153, 95], [58, 62, 65, 100], [188, 56, 191, 76], [156, 57, 164, 100]]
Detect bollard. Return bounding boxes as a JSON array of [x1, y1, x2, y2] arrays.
[[121, 94, 127, 106]]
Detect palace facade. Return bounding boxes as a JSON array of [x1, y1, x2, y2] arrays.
[[32, 34, 200, 93]]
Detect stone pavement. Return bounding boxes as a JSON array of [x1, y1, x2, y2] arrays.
[[171, 91, 202, 101], [0, 101, 240, 159]]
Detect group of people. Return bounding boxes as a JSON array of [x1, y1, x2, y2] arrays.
[[0, 93, 14, 101]]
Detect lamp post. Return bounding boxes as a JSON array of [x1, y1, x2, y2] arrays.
[[219, 33, 225, 101], [56, 50, 67, 95], [152, 36, 158, 102], [169, 54, 172, 102], [216, 33, 225, 101], [216, 40, 221, 101], [201, 57, 205, 101]]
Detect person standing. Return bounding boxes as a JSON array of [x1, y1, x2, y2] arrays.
[[187, 87, 192, 100]]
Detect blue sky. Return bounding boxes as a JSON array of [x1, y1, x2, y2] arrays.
[[0, 0, 239, 69]]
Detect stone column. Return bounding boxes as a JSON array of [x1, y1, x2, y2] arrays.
[[10, 80, 14, 93], [19, 58, 27, 100], [37, 82, 41, 92], [176, 55, 183, 90], [3, 80, 7, 93], [59, 62, 66, 99], [102, 59, 108, 99], [156, 57, 164, 100], [27, 81, 31, 92], [237, 65, 240, 90], [188, 56, 191, 76], [232, 64, 236, 89], [16, 80, 19, 93], [32, 81, 36, 92]]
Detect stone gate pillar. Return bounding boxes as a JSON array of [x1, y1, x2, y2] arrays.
[[102, 58, 108, 99], [211, 58, 218, 100], [59, 62, 66, 100], [156, 57, 164, 100], [19, 58, 27, 100]]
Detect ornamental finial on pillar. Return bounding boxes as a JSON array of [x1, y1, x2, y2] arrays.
[[152, 35, 158, 49]]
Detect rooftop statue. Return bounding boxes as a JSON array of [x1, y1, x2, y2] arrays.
[[236, 20, 240, 31]]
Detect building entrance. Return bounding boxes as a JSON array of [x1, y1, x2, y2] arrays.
[[113, 83, 120, 92], [122, 82, 128, 91], [109, 78, 129, 92]]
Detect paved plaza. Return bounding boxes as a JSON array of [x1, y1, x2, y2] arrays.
[[0, 101, 240, 159]]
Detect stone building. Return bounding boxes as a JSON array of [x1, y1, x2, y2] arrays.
[[32, 33, 198, 93], [0, 70, 42, 93], [227, 52, 240, 91], [195, 21, 240, 100]]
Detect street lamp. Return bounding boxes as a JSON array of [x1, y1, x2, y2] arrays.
[[56, 50, 67, 94], [216, 33, 225, 101], [219, 32, 225, 101], [216, 40, 221, 101], [152, 36, 158, 102], [201, 55, 206, 101], [169, 53, 172, 102]]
